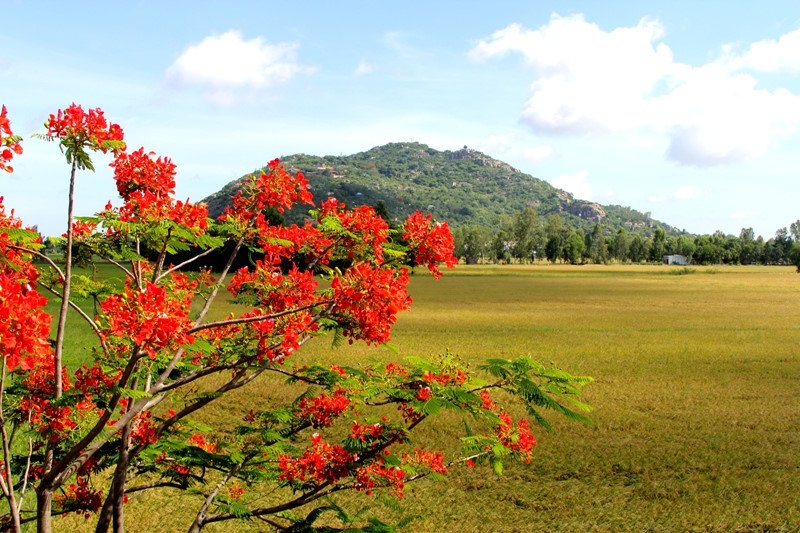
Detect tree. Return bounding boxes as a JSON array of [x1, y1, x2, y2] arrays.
[[454, 224, 492, 264], [562, 229, 585, 265], [511, 208, 544, 263], [790, 241, 800, 272], [491, 215, 513, 264], [0, 104, 592, 532], [693, 234, 724, 264], [610, 229, 629, 262], [628, 234, 649, 263], [544, 214, 565, 263], [789, 220, 800, 242], [585, 223, 607, 264], [674, 235, 696, 263], [738, 228, 759, 265], [648, 228, 666, 263]]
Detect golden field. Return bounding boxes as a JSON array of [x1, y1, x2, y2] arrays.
[[56, 264, 800, 532]]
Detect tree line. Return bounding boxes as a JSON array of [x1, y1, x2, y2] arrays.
[[453, 208, 800, 269]]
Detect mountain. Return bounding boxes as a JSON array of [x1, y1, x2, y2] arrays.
[[203, 142, 682, 237]]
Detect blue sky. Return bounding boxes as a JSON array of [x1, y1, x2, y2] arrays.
[[2, 1, 800, 238]]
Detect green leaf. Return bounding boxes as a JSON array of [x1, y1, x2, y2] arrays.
[[492, 458, 504, 476], [420, 397, 443, 416], [117, 388, 152, 400], [382, 342, 399, 354]]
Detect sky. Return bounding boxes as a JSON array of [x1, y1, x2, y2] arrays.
[[2, 1, 800, 238]]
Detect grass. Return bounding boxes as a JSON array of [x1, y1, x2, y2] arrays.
[[53, 263, 800, 532]]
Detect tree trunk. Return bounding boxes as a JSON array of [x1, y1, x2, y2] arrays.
[[95, 492, 113, 533], [36, 488, 52, 533]]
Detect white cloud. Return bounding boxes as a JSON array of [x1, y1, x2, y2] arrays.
[[648, 185, 703, 203], [550, 170, 592, 200], [354, 60, 374, 77], [166, 30, 310, 105], [523, 144, 554, 162], [471, 15, 800, 167], [727, 28, 800, 72]]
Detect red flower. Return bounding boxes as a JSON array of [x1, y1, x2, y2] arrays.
[[495, 412, 537, 463], [223, 159, 313, 222], [385, 362, 408, 377], [317, 198, 390, 262], [331, 263, 411, 345], [278, 433, 354, 484], [0, 203, 53, 371], [479, 389, 497, 412], [402, 211, 457, 279], [228, 482, 245, 500], [45, 103, 125, 153], [54, 476, 103, 519], [297, 388, 351, 428], [415, 386, 432, 401], [68, 219, 98, 238], [0, 105, 23, 173], [100, 279, 194, 358], [354, 462, 406, 497], [403, 448, 447, 474], [188, 433, 218, 453], [130, 411, 158, 446], [110, 147, 176, 199]]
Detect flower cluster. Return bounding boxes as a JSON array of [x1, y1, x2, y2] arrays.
[[402, 448, 447, 475], [0, 199, 52, 371], [224, 159, 313, 222], [19, 400, 77, 443], [228, 262, 320, 312], [402, 211, 457, 279], [74, 363, 122, 400], [422, 369, 467, 386], [111, 147, 176, 199], [0, 269, 51, 371], [252, 218, 332, 266], [0, 105, 22, 173], [54, 476, 103, 520], [129, 411, 159, 446], [318, 198, 390, 262], [331, 263, 412, 344], [188, 433, 218, 453], [354, 462, 406, 497], [296, 388, 351, 428], [45, 103, 124, 153], [107, 147, 209, 233], [100, 280, 194, 358], [229, 264, 323, 363], [495, 412, 537, 463], [227, 482, 245, 500], [278, 433, 354, 485]]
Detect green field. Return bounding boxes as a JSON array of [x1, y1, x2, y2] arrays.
[[56, 264, 800, 532]]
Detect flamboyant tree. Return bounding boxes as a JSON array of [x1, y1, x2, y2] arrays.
[[0, 104, 591, 533]]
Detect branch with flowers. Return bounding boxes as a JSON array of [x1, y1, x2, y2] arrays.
[[0, 104, 592, 533]]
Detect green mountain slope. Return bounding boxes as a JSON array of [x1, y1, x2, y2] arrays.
[[203, 142, 681, 237]]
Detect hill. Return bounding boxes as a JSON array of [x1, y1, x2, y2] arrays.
[[203, 142, 682, 237]]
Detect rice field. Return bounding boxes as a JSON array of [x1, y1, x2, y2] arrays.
[[56, 264, 800, 532]]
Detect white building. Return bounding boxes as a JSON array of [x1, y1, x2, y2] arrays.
[[663, 254, 689, 265]]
